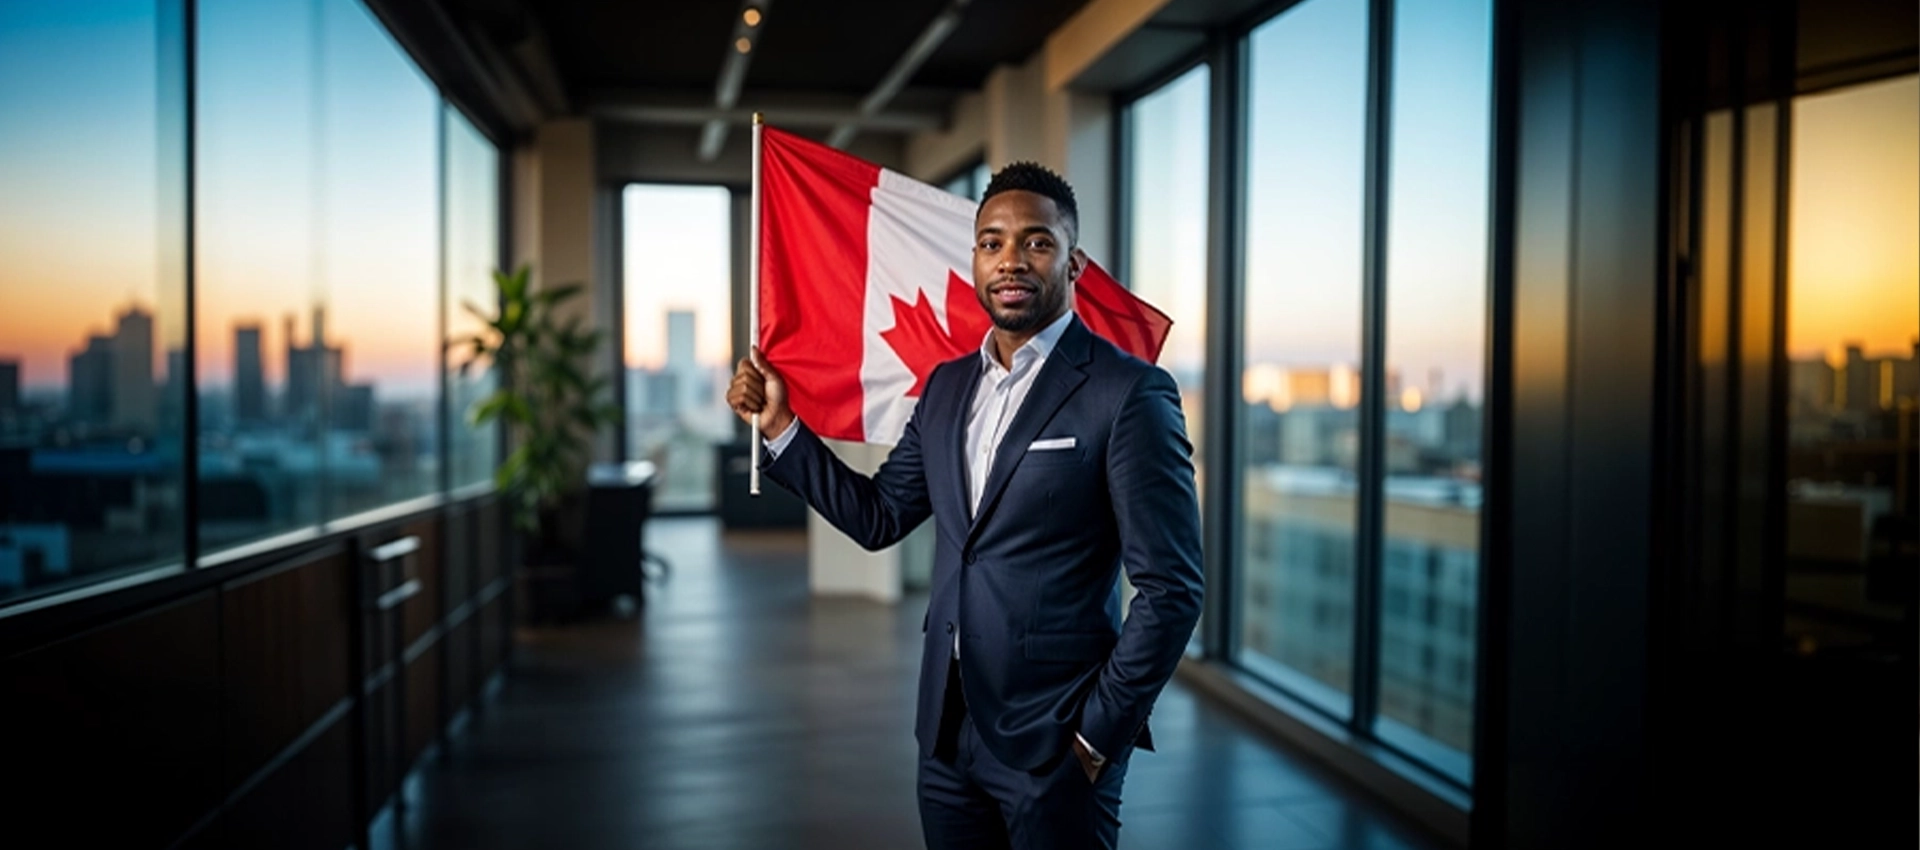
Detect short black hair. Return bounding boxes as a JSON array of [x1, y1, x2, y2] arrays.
[[980, 161, 1078, 245]]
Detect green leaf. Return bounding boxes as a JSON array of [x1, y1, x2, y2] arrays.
[[536, 282, 584, 306], [497, 267, 529, 302], [495, 445, 529, 489]]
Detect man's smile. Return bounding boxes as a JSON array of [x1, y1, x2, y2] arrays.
[[989, 281, 1038, 307]]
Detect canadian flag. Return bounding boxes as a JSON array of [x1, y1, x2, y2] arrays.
[[756, 125, 1172, 446]]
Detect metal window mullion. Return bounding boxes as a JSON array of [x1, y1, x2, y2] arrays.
[[437, 106, 451, 497], [1469, 0, 1521, 818], [1111, 93, 1133, 287], [1352, 0, 1396, 733], [1761, 11, 1793, 674], [609, 184, 628, 462], [1720, 43, 1747, 651], [180, 0, 200, 570], [1202, 28, 1247, 662]]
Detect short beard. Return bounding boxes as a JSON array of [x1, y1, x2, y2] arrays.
[[989, 305, 1056, 335]]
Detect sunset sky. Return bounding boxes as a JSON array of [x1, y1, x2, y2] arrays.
[[1129, 0, 1492, 405], [192, 0, 441, 396], [0, 1, 167, 388], [1789, 74, 1919, 365], [0, 0, 446, 397], [2, 0, 1912, 404], [622, 185, 735, 371]]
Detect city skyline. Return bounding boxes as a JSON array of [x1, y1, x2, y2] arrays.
[[623, 184, 735, 371], [0, 301, 464, 433], [6, 7, 1917, 398]]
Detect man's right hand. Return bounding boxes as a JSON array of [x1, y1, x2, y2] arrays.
[[727, 346, 795, 441]]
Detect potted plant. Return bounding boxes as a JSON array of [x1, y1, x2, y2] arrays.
[[457, 266, 620, 569]]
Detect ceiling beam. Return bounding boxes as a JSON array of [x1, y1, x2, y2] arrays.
[[591, 90, 948, 134], [826, 0, 973, 149]]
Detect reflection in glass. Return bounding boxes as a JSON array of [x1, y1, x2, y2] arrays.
[[623, 185, 735, 512], [446, 107, 501, 491], [1782, 74, 1918, 661], [198, 0, 443, 552], [1373, 0, 1490, 781], [1125, 64, 1209, 646], [319, 0, 440, 518], [0, 0, 188, 604], [1126, 65, 1209, 494], [197, 0, 326, 550], [1236, 0, 1369, 717]]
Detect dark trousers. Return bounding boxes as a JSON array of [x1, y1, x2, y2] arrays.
[[918, 667, 1128, 850]]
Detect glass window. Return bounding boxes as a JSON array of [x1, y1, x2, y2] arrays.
[[197, 0, 326, 549], [1236, 0, 1370, 718], [198, 0, 442, 551], [1125, 64, 1210, 645], [1373, 0, 1492, 782], [318, 0, 440, 518], [1126, 66, 1210, 493], [1782, 73, 1917, 661], [445, 107, 501, 492], [623, 185, 735, 512], [941, 159, 991, 202], [0, 0, 187, 603]]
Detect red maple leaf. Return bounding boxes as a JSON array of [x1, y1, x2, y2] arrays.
[[879, 271, 993, 396]]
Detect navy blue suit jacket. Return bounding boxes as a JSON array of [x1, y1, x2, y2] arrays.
[[763, 316, 1203, 772]]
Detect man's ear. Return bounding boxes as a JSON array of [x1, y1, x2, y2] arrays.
[[1069, 247, 1090, 281]]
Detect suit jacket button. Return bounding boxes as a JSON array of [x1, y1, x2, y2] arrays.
[[945, 622, 955, 634]]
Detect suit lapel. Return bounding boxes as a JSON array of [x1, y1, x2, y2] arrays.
[[964, 319, 1092, 548], [943, 359, 982, 525]]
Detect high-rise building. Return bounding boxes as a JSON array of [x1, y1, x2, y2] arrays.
[[644, 371, 681, 417], [68, 335, 114, 425], [1895, 339, 1920, 406], [1841, 343, 1920, 413], [334, 384, 375, 432], [161, 347, 187, 431], [1443, 397, 1481, 462], [1789, 357, 1836, 415], [285, 306, 342, 423], [112, 306, 156, 430], [1287, 369, 1333, 409], [664, 310, 699, 418], [666, 310, 696, 370], [234, 323, 266, 423], [0, 360, 19, 412]]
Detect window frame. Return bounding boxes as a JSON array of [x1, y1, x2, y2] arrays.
[[0, 0, 509, 613], [1113, 0, 1497, 797]]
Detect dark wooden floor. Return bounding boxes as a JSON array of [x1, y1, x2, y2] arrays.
[[384, 517, 1450, 850]]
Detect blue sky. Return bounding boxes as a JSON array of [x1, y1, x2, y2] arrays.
[[1130, 0, 1492, 405]]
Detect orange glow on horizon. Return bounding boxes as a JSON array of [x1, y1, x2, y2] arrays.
[[1788, 75, 1919, 366]]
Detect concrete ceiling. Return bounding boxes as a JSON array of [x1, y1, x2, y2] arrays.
[[417, 0, 1095, 149]]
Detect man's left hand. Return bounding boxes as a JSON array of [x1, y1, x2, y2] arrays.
[[1071, 735, 1102, 782]]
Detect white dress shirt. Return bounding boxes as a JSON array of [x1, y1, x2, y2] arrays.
[[762, 308, 1072, 483], [962, 310, 1073, 517], [764, 310, 1103, 763]]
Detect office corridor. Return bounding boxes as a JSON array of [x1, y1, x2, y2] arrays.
[[384, 518, 1447, 850]]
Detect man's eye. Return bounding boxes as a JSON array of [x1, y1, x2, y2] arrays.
[[978, 240, 1000, 251], [1026, 239, 1052, 250]]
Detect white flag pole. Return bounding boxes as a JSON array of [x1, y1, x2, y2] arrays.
[[749, 113, 764, 497]]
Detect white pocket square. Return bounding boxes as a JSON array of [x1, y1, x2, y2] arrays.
[[1029, 437, 1077, 451]]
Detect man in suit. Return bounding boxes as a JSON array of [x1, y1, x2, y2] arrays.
[[726, 162, 1202, 850]]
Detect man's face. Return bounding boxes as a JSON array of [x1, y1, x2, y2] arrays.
[[972, 190, 1083, 335]]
